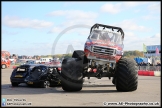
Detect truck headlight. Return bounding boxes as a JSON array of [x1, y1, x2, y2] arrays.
[[116, 50, 123, 55], [86, 46, 92, 51]]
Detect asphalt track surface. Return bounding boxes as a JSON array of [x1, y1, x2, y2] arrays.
[[1, 67, 161, 107]]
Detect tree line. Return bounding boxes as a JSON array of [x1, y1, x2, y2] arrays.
[[123, 50, 144, 59], [40, 50, 144, 59], [11, 50, 144, 60]]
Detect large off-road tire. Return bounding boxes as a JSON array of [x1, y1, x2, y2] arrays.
[[72, 50, 88, 68], [60, 57, 84, 91], [115, 57, 138, 92], [72, 50, 84, 58], [61, 76, 83, 91], [11, 82, 18, 87]]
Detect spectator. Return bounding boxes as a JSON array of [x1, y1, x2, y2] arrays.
[[156, 62, 161, 71], [150, 64, 153, 66], [140, 62, 143, 66], [147, 63, 151, 66], [143, 62, 146, 66], [156, 62, 161, 66]]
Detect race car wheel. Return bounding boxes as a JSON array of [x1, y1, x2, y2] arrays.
[[42, 80, 50, 88], [60, 58, 83, 91], [2, 64, 6, 69], [115, 57, 138, 92], [11, 82, 18, 87]]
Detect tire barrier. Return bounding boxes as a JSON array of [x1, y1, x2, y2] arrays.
[[138, 70, 160, 77]]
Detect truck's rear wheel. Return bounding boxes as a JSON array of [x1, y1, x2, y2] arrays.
[[60, 58, 84, 91], [115, 57, 138, 91]]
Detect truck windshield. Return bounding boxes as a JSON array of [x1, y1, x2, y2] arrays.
[[89, 30, 123, 45]]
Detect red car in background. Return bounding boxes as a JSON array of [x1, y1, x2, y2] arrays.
[[1, 51, 11, 69], [45, 59, 62, 66]]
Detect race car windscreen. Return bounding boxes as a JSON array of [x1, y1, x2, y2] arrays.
[[29, 66, 47, 80]]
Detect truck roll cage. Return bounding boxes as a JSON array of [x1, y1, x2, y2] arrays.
[[90, 23, 124, 39]]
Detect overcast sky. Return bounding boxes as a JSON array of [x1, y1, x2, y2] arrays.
[[2, 1, 161, 56]]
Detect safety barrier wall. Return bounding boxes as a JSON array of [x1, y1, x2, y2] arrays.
[[138, 70, 161, 77]]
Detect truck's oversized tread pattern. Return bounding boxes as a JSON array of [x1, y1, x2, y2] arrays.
[[61, 58, 83, 82], [60, 75, 83, 91], [72, 50, 88, 65], [115, 57, 138, 91], [72, 50, 84, 59], [60, 58, 84, 91]]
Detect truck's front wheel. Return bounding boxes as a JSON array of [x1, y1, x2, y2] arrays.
[[115, 57, 138, 91], [60, 58, 84, 91]]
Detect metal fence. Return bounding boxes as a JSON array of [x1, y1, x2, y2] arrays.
[[138, 66, 161, 71]]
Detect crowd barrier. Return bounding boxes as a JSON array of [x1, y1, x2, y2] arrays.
[[138, 70, 161, 77], [138, 66, 161, 71], [137, 66, 161, 77]]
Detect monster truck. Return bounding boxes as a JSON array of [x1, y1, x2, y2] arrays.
[[59, 23, 138, 92]]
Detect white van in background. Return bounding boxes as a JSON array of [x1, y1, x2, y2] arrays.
[[39, 58, 53, 64], [9, 59, 15, 62], [35, 60, 41, 64]]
